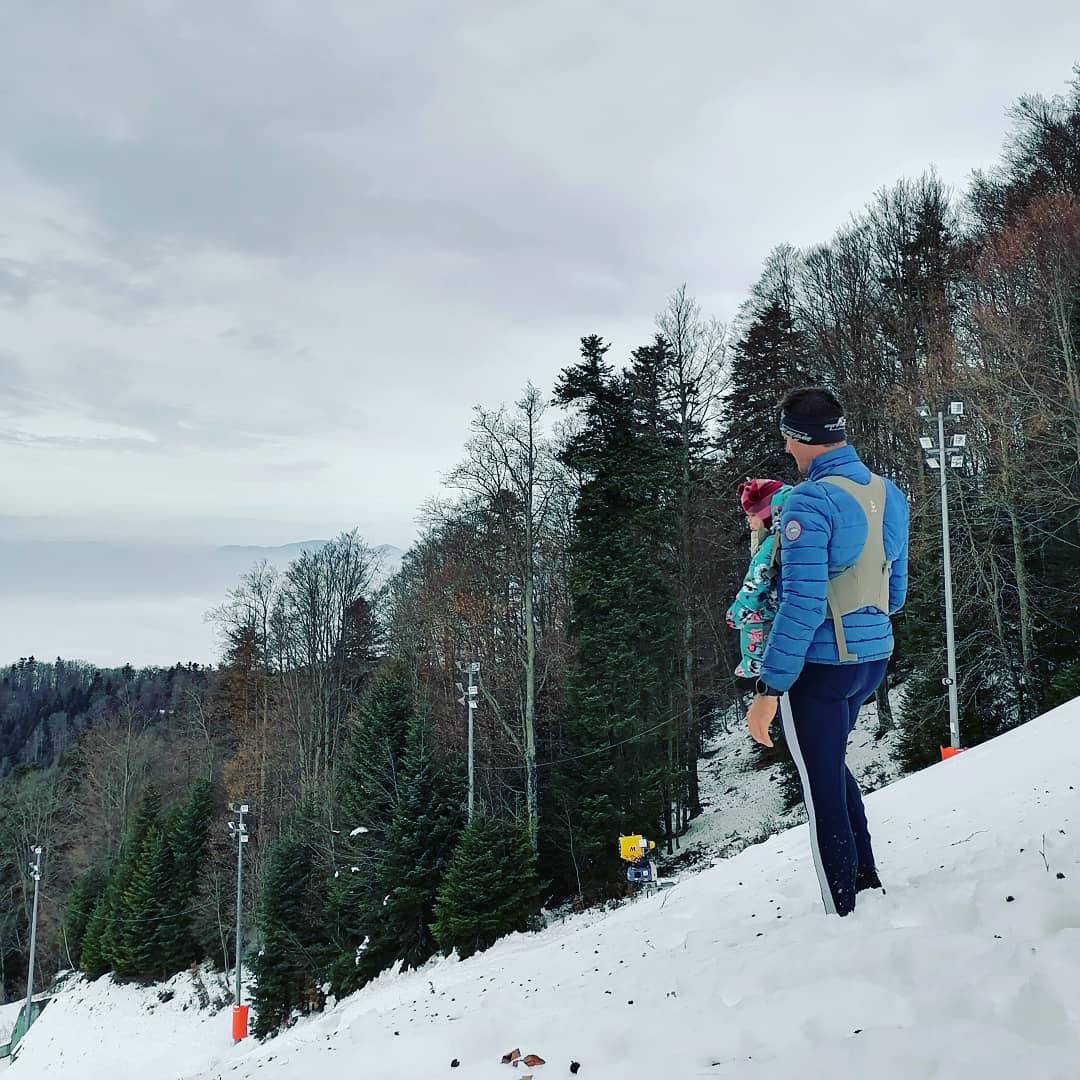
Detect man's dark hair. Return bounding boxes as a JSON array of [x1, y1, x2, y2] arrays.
[[780, 387, 844, 418]]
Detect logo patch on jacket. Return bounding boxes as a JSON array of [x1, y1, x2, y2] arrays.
[[784, 519, 803, 543]]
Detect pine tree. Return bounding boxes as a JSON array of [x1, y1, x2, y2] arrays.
[[75, 782, 213, 982], [159, 778, 214, 973], [719, 299, 812, 486], [356, 712, 465, 983], [80, 784, 162, 977], [431, 814, 541, 959], [713, 302, 816, 800], [550, 335, 681, 900], [76, 884, 113, 978], [63, 867, 107, 969], [251, 829, 327, 1038], [337, 659, 414, 848], [115, 823, 171, 979], [329, 658, 415, 995], [895, 662, 949, 771]]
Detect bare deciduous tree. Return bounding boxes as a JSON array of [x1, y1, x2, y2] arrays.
[[442, 384, 567, 846]]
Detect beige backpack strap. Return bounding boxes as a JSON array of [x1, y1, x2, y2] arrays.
[[819, 474, 889, 664], [829, 593, 857, 662]]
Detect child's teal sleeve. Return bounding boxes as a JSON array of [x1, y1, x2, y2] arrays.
[[727, 536, 777, 627], [727, 535, 780, 677]]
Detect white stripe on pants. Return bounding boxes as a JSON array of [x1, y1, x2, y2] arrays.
[[779, 692, 838, 915]]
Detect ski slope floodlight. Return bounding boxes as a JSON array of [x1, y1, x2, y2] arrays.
[[927, 458, 941, 469], [950, 456, 965, 469], [951, 434, 967, 448], [917, 404, 931, 419], [949, 401, 964, 416], [919, 436, 934, 450]]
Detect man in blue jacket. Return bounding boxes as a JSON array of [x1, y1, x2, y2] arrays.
[[746, 387, 910, 916]]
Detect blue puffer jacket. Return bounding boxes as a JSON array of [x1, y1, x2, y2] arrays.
[[759, 445, 910, 693]]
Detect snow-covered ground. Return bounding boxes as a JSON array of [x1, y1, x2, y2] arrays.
[[0, 1001, 25, 1047], [0, 971, 233, 1074], [0, 1003, 18, 1047], [8, 695, 1079, 1079], [0, 997, 50, 1050]]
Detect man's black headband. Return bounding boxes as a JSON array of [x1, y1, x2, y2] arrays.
[[780, 410, 847, 446]]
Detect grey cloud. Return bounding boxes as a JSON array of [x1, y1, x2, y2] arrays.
[[0, 428, 158, 452], [218, 326, 299, 357], [0, 250, 162, 320], [1, 4, 454, 257], [0, 353, 35, 407], [267, 458, 331, 476], [0, 0, 706, 305], [0, 260, 38, 304], [2, 0, 1080, 561]]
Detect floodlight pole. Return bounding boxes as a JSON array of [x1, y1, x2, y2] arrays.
[[229, 803, 249, 1015], [467, 663, 478, 822], [22, 846, 42, 1035], [937, 410, 961, 749], [455, 661, 480, 822]]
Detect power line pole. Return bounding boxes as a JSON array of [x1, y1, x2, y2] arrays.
[[228, 802, 249, 1040], [22, 846, 42, 1035], [455, 661, 480, 821]]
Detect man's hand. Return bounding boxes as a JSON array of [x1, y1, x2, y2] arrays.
[[746, 694, 779, 747]]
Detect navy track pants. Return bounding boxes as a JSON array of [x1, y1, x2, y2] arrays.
[[779, 658, 889, 916]]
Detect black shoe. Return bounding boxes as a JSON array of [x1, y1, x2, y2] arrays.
[[855, 867, 885, 895]]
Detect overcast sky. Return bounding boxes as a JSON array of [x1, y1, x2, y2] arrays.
[[2, 2, 1079, 553]]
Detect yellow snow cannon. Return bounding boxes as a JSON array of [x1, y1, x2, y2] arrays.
[[619, 834, 658, 886], [619, 834, 656, 863]]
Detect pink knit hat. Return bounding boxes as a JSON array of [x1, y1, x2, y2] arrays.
[[738, 478, 784, 521]]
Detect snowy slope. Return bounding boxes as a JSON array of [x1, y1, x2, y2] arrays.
[[1, 971, 234, 1075], [0, 1001, 26, 1046], [9, 697, 1080, 1080]]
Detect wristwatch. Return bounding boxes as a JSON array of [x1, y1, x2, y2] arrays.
[[755, 678, 781, 698]]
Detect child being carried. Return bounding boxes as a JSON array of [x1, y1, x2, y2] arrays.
[[726, 477, 792, 679]]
